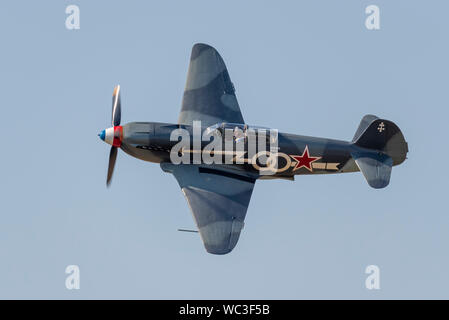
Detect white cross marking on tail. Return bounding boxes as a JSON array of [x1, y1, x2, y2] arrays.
[[377, 122, 385, 132]]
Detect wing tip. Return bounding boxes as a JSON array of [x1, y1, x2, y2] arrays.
[[205, 247, 233, 255], [191, 43, 219, 60]]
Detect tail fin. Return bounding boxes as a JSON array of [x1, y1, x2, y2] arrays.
[[352, 115, 408, 165], [351, 115, 408, 189]]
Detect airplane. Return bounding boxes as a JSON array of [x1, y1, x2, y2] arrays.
[[98, 43, 408, 255]]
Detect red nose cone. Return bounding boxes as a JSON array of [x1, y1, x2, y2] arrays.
[[112, 126, 123, 147]]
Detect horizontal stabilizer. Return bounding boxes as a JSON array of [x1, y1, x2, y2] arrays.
[[352, 152, 393, 189]]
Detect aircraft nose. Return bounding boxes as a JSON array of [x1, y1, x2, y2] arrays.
[[98, 130, 106, 141]]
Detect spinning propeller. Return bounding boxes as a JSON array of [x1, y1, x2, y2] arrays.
[[98, 85, 122, 186]]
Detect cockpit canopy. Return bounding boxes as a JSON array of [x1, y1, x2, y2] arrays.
[[204, 122, 271, 134], [204, 122, 277, 143]]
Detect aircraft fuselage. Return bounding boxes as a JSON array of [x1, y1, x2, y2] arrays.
[[117, 121, 405, 179]]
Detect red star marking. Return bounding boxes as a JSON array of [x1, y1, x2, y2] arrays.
[[291, 146, 321, 172]]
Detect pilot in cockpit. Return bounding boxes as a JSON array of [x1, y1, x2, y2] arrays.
[[234, 124, 247, 143]]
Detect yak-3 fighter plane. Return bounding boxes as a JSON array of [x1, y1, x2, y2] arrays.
[[98, 43, 408, 255]]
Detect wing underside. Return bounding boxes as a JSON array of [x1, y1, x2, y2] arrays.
[[161, 163, 255, 254], [179, 43, 245, 127]]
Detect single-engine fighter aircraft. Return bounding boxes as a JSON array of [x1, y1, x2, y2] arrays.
[[98, 43, 408, 255]]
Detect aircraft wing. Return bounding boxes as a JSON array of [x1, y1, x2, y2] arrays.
[[178, 43, 245, 127], [161, 163, 255, 254]]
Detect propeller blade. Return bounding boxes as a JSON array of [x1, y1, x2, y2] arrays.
[[106, 146, 118, 187], [112, 85, 121, 126]]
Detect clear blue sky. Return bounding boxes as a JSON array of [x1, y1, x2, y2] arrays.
[[0, 0, 447, 299]]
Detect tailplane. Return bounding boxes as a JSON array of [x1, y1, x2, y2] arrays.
[[351, 152, 393, 188]]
